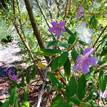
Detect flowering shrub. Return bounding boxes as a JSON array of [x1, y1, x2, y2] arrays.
[[0, 0, 107, 107]]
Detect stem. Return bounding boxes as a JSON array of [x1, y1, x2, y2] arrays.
[[13, 0, 44, 79], [44, 0, 53, 19], [13, 0, 34, 63], [93, 25, 107, 48], [95, 34, 107, 51], [34, 0, 56, 41], [34, 60, 52, 107], [54, 0, 60, 17], [34, 0, 50, 28], [24, 0, 50, 62], [24, 0, 45, 49]]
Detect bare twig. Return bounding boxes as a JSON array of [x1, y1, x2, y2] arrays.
[[24, 0, 45, 49], [54, 0, 60, 17], [24, 0, 50, 62], [44, 0, 53, 19], [34, 60, 52, 107], [34, 0, 50, 28], [13, 0, 35, 64]]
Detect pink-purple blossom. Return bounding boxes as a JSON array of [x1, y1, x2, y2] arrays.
[[74, 48, 97, 74], [77, 4, 84, 19], [48, 21, 65, 39]]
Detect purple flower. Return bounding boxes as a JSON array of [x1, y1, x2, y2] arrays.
[[74, 48, 97, 74], [11, 74, 17, 81], [48, 21, 65, 39], [5, 67, 17, 81], [77, 5, 84, 19]]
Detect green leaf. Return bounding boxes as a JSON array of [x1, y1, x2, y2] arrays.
[[65, 76, 78, 98], [68, 32, 76, 44], [21, 101, 30, 107], [9, 86, 18, 105], [1, 101, 9, 107], [77, 75, 86, 100], [101, 41, 107, 56], [64, 57, 71, 77], [65, 27, 73, 36], [51, 95, 69, 107], [99, 71, 107, 92], [66, 28, 77, 45], [23, 88, 29, 101], [70, 96, 80, 105], [48, 72, 63, 89], [51, 52, 68, 71], [58, 42, 68, 48], [41, 48, 61, 56], [79, 40, 87, 45], [71, 48, 78, 62], [26, 65, 36, 83], [47, 40, 58, 47], [90, 16, 97, 29]]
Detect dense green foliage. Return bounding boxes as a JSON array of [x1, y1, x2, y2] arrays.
[[0, 0, 107, 107]]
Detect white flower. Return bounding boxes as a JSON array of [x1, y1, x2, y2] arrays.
[[76, 22, 93, 44]]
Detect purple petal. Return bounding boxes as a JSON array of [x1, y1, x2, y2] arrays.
[[59, 21, 65, 27], [55, 29, 61, 38], [87, 57, 97, 66], [82, 64, 89, 74], [76, 56, 81, 62], [11, 74, 17, 81], [74, 63, 81, 71], [51, 21, 57, 26], [48, 27, 55, 33], [83, 48, 93, 55]]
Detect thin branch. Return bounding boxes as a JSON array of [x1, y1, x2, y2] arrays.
[[34, 60, 52, 107], [24, 0, 50, 62], [95, 34, 107, 52], [13, 0, 34, 63], [44, 0, 53, 19], [34, 0, 50, 28], [93, 25, 107, 48], [16, 0, 26, 38], [24, 0, 45, 49], [54, 0, 60, 17], [34, 0, 56, 41]]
